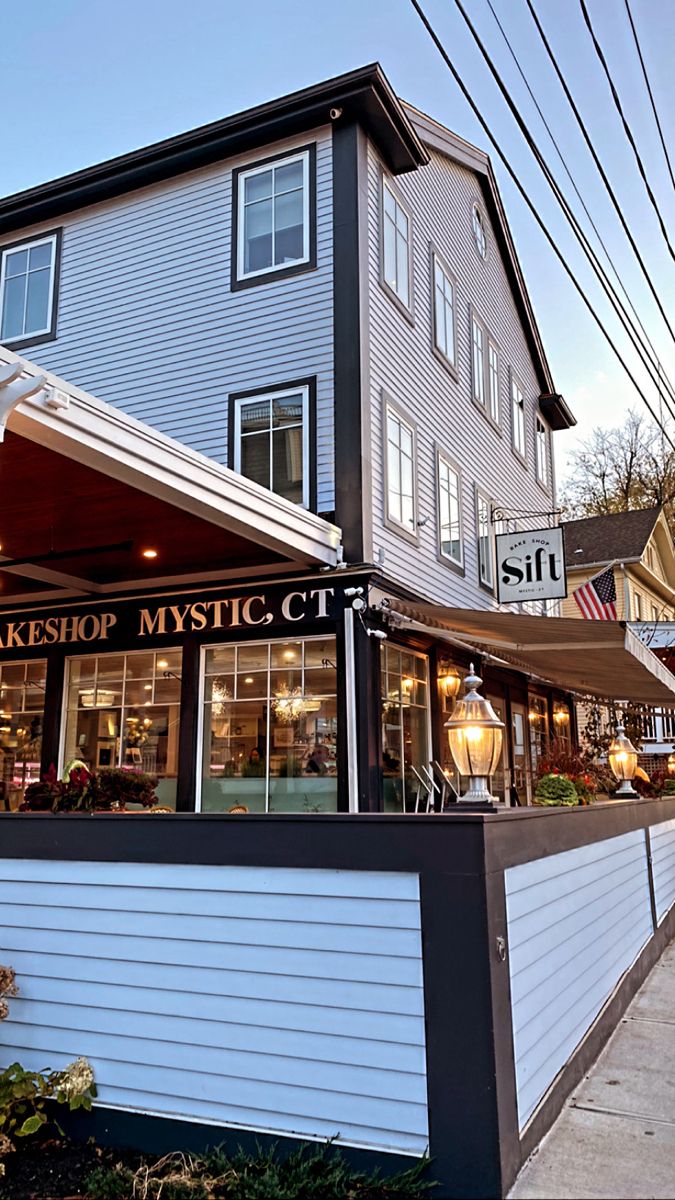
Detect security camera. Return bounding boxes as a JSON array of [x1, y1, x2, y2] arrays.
[[344, 586, 364, 597], [367, 628, 387, 640], [329, 107, 343, 121]]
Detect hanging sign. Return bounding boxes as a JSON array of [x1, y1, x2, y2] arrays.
[[496, 526, 567, 604]]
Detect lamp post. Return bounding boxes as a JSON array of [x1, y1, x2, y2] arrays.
[[608, 723, 639, 799], [444, 664, 504, 805]]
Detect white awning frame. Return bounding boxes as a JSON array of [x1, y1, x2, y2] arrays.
[[0, 345, 342, 569]]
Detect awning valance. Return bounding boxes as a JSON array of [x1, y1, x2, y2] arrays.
[[384, 601, 675, 705]]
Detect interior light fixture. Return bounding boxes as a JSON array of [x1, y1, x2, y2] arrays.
[[142, 549, 158, 560], [244, 676, 254, 684], [157, 660, 169, 670], [283, 650, 297, 661]]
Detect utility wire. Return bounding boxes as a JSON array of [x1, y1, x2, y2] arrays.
[[484, 0, 673, 409], [578, 0, 675, 263], [523, 0, 675, 349], [624, 0, 675, 198], [451, 0, 675, 420], [407, 0, 675, 452]]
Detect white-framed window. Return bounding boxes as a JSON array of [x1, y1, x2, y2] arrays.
[[382, 179, 411, 309], [536, 415, 549, 486], [472, 317, 485, 405], [652, 603, 659, 622], [634, 591, 643, 620], [433, 255, 456, 365], [511, 372, 526, 459], [236, 150, 310, 281], [233, 385, 309, 507], [488, 341, 500, 424], [476, 490, 494, 589], [472, 203, 487, 259], [385, 402, 416, 534], [0, 234, 58, 343], [437, 453, 463, 566]]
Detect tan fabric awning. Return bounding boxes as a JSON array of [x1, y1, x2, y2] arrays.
[[385, 601, 675, 705]]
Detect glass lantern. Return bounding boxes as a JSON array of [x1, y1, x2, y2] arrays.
[[608, 723, 639, 798], [668, 752, 675, 776], [444, 664, 504, 803]]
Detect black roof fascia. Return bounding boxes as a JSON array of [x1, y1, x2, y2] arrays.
[[539, 392, 577, 431], [0, 65, 428, 237]]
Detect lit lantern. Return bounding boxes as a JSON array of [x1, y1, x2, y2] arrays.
[[438, 664, 462, 706], [668, 752, 675, 775], [444, 664, 504, 804], [608, 723, 639, 798]]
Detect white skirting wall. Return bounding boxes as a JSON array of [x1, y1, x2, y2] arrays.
[[650, 818, 675, 923], [0, 860, 429, 1155]]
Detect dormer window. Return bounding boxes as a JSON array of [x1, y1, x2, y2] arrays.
[[233, 147, 314, 287]]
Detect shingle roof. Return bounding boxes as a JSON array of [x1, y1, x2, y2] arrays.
[[562, 507, 662, 567]]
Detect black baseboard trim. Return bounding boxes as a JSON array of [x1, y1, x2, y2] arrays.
[[60, 1105, 430, 1186], [515, 906, 675, 1181]]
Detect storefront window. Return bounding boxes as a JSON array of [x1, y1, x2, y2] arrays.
[[200, 636, 338, 813], [0, 660, 46, 811], [552, 702, 571, 745], [381, 645, 431, 812], [63, 650, 181, 808], [528, 695, 549, 769]]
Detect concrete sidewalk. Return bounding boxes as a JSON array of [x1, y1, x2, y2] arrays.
[[510, 939, 675, 1200]]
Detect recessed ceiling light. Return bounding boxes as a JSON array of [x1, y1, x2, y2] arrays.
[[283, 650, 296, 661], [157, 659, 169, 670], [142, 548, 158, 559], [144, 684, 152, 691], [244, 676, 254, 684]]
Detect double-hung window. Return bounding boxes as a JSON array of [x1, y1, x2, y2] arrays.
[[511, 372, 526, 460], [233, 385, 309, 507], [476, 491, 494, 589], [471, 317, 485, 406], [438, 453, 462, 566], [0, 233, 58, 345], [488, 341, 500, 424], [536, 416, 549, 486], [236, 149, 311, 282], [385, 402, 416, 535], [382, 180, 411, 310], [433, 256, 456, 366]]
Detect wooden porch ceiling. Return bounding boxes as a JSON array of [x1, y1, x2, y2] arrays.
[[0, 432, 285, 600]]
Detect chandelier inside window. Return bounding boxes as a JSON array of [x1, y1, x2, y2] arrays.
[[272, 685, 321, 723]]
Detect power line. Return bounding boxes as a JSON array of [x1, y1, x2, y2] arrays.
[[624, 0, 675, 198], [484, 0, 673, 408], [523, 0, 675, 349], [406, 0, 675, 452], [451, 0, 675, 420], [578, 0, 675, 264]]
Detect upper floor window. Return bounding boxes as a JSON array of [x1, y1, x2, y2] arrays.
[[511, 372, 526, 460], [233, 384, 309, 507], [438, 453, 462, 566], [432, 255, 456, 367], [385, 401, 416, 536], [472, 203, 487, 260], [476, 490, 494, 589], [382, 179, 412, 310], [634, 591, 643, 620], [0, 233, 59, 345], [471, 317, 485, 406], [235, 149, 311, 284], [536, 416, 549, 486], [652, 603, 659, 622], [488, 341, 500, 424]]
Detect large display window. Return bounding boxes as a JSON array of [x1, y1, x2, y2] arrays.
[[381, 645, 431, 812], [63, 650, 181, 808], [200, 636, 338, 812], [0, 660, 47, 810]]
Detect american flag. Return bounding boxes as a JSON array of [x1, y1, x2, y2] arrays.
[[573, 566, 618, 620]]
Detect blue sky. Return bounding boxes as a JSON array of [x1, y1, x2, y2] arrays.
[[2, 0, 673, 481]]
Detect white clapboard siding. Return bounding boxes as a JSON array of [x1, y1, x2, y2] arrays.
[[505, 831, 652, 1128], [0, 860, 428, 1155], [650, 818, 675, 923]]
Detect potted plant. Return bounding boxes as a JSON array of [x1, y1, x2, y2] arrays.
[[20, 763, 159, 813], [534, 773, 579, 807]]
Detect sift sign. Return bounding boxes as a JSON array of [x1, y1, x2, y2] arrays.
[[496, 526, 567, 604]]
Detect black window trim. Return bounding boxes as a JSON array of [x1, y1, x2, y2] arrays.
[[230, 143, 317, 292], [0, 226, 62, 351], [227, 375, 318, 513]]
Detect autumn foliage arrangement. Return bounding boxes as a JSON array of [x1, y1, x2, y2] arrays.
[[20, 762, 158, 813], [534, 739, 613, 806]]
